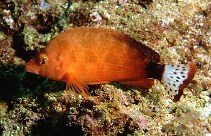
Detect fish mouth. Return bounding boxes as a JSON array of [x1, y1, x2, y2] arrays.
[[25, 62, 39, 75], [25, 66, 37, 74]]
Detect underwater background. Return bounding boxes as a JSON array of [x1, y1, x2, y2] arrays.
[[0, 0, 210, 135]]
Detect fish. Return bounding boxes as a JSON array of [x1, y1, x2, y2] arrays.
[[25, 27, 196, 102]]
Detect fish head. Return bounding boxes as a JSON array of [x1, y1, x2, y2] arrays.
[[25, 51, 62, 81]]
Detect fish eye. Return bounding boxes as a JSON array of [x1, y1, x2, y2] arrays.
[[39, 55, 48, 65]]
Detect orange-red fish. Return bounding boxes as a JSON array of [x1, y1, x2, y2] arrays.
[[25, 27, 196, 101]]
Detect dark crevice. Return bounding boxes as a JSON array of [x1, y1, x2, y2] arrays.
[[31, 115, 84, 136], [12, 32, 36, 62], [138, 0, 153, 9]]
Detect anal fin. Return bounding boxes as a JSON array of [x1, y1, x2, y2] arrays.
[[87, 81, 110, 85], [119, 78, 155, 89]]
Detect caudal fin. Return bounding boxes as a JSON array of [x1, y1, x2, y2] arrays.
[[161, 64, 196, 102]]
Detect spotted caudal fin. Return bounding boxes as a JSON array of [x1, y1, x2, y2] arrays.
[[161, 64, 196, 102]]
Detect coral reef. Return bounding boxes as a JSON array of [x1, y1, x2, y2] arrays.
[[0, 0, 210, 135]]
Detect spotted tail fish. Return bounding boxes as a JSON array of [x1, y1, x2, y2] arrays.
[[25, 27, 196, 102]]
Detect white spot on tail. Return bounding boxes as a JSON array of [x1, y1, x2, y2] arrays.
[[161, 64, 190, 99]]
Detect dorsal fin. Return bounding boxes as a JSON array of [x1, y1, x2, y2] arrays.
[[63, 27, 161, 63], [136, 43, 160, 63]]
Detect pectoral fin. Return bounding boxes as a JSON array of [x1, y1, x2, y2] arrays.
[[119, 78, 155, 89], [63, 72, 90, 97]]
